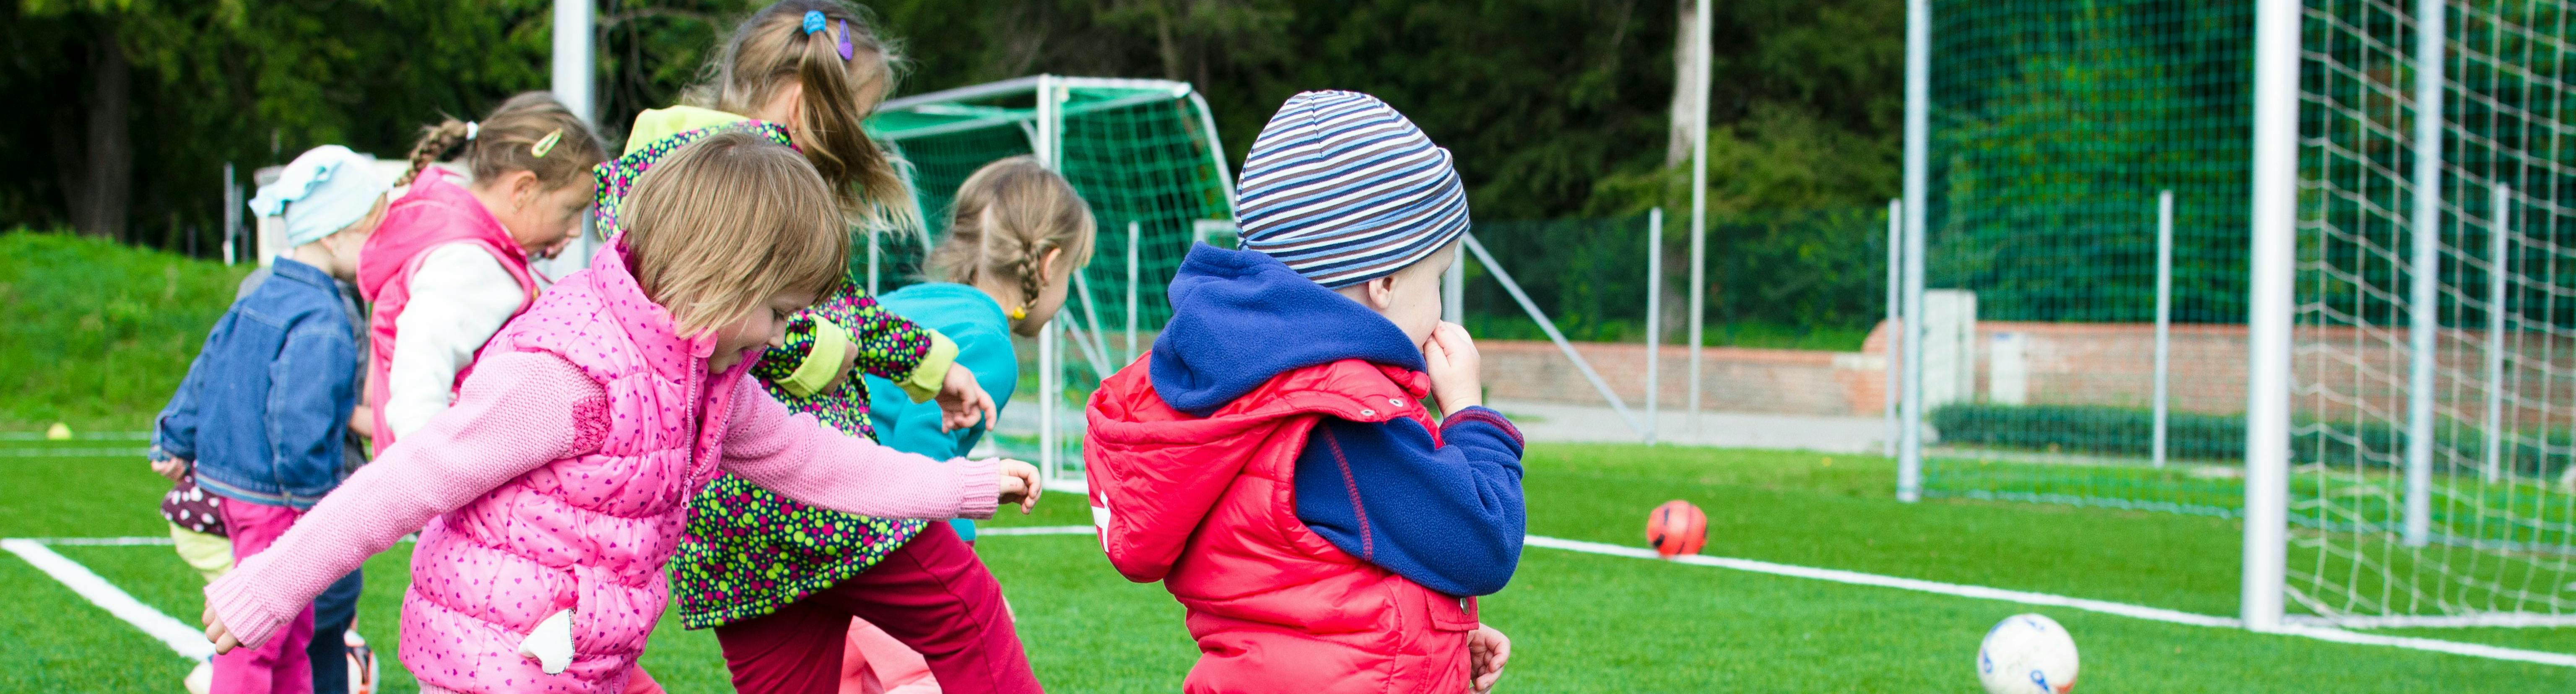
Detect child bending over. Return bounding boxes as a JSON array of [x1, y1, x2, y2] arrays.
[[200, 132, 1038, 694]]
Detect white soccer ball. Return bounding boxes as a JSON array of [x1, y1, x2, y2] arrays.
[[1976, 613, 2079, 694]]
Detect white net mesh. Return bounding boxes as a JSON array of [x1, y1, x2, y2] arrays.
[[2290, 0, 2576, 627]]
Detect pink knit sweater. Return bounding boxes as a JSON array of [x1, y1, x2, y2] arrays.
[[205, 351, 1000, 649]]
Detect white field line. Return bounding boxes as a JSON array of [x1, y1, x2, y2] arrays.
[[1, 539, 213, 661], [20, 530, 2576, 668]]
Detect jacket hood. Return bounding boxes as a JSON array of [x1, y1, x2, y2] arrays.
[[1149, 244, 1424, 416]]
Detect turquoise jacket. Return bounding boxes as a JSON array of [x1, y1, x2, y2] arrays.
[[864, 283, 1018, 541]]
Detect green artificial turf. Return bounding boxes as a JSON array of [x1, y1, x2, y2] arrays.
[[8, 441, 2574, 692]]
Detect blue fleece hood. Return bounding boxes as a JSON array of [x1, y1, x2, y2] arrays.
[[1150, 244, 1426, 416]]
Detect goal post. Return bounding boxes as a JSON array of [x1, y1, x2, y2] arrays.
[[1902, 0, 2576, 632], [867, 75, 1241, 494]]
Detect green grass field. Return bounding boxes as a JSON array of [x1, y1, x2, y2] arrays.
[[7, 438, 2571, 693], [5, 230, 2571, 691]]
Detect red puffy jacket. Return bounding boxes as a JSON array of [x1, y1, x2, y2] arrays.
[[1087, 356, 1479, 694]]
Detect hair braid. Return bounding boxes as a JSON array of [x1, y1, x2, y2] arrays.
[[398, 119, 474, 187]]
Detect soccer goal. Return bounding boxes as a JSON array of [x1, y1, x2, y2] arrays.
[[866, 75, 1240, 494], [1893, 0, 2576, 631]]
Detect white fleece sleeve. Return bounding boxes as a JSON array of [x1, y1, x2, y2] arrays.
[[383, 243, 528, 439]]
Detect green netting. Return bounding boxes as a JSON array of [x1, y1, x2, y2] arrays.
[[1917, 0, 2576, 625], [1918, 0, 2256, 514], [865, 78, 1237, 473]]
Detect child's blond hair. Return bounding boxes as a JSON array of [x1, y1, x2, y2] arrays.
[[622, 131, 849, 335], [689, 0, 915, 230], [926, 156, 1097, 315]]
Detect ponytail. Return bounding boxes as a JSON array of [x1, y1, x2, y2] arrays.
[[927, 156, 1097, 319], [396, 92, 607, 192], [696, 0, 920, 231], [398, 120, 474, 187]]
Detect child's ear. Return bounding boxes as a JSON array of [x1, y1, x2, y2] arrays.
[[510, 170, 544, 210]]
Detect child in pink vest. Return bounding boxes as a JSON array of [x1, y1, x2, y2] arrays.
[[358, 93, 608, 449], [202, 132, 1042, 694]]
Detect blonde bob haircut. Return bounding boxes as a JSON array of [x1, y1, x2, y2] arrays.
[[621, 130, 849, 335]]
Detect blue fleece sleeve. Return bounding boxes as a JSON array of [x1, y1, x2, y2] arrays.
[[1293, 406, 1527, 596], [264, 320, 356, 491]]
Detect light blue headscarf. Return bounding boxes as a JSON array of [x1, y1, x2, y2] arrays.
[[248, 146, 393, 247]]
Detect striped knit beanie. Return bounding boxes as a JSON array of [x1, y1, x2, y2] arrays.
[[1235, 91, 1470, 289]]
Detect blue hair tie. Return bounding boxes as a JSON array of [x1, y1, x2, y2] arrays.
[[802, 10, 826, 35]]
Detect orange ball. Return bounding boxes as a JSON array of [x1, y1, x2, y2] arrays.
[[1647, 499, 1708, 558]]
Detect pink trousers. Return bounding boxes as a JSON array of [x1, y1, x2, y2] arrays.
[[214, 501, 314, 694]]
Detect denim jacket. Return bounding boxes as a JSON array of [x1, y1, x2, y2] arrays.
[[152, 257, 363, 509]]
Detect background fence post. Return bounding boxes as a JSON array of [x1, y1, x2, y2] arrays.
[[1686, 0, 1712, 443], [2485, 183, 2510, 482], [1885, 199, 1901, 457], [1897, 0, 1930, 503], [2155, 190, 2175, 468], [1646, 209, 1663, 445]]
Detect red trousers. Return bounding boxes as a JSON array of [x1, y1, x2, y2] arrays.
[[714, 522, 1040, 694]]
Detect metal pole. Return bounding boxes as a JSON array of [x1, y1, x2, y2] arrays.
[[1127, 221, 1142, 364], [551, 0, 594, 125], [1687, 0, 1712, 442], [2155, 190, 2176, 468], [1898, 0, 1931, 503], [1034, 75, 1062, 486], [2403, 0, 2444, 548], [222, 162, 239, 266], [1039, 317, 1057, 483], [867, 229, 880, 296], [1465, 234, 1646, 435], [1885, 199, 1901, 457], [2242, 0, 2299, 633], [1646, 209, 1664, 445], [2485, 183, 2510, 481], [1444, 246, 1465, 324]]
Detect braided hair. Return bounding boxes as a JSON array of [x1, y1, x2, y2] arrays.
[[396, 92, 605, 190], [926, 156, 1095, 322]]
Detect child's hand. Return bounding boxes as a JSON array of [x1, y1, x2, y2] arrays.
[[151, 457, 190, 483], [202, 605, 241, 655], [1424, 322, 1483, 416], [820, 337, 865, 393], [993, 458, 1043, 514], [1467, 624, 1511, 693], [936, 365, 997, 432]]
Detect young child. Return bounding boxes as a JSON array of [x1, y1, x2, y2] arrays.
[[360, 92, 608, 447], [805, 156, 1096, 694], [1084, 91, 1524, 694], [152, 144, 390, 694], [199, 133, 1041, 694]]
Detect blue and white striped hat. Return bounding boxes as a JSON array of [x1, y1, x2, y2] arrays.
[[1235, 91, 1470, 289]]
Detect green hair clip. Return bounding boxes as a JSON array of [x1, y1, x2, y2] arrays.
[[531, 129, 565, 159]]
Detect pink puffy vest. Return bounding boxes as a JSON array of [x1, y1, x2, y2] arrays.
[[356, 170, 538, 449], [1085, 359, 1478, 694], [396, 244, 750, 693]]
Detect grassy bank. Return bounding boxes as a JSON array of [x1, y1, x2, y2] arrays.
[[0, 230, 248, 430]]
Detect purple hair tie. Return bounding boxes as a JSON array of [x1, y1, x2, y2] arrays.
[[837, 19, 854, 60]]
